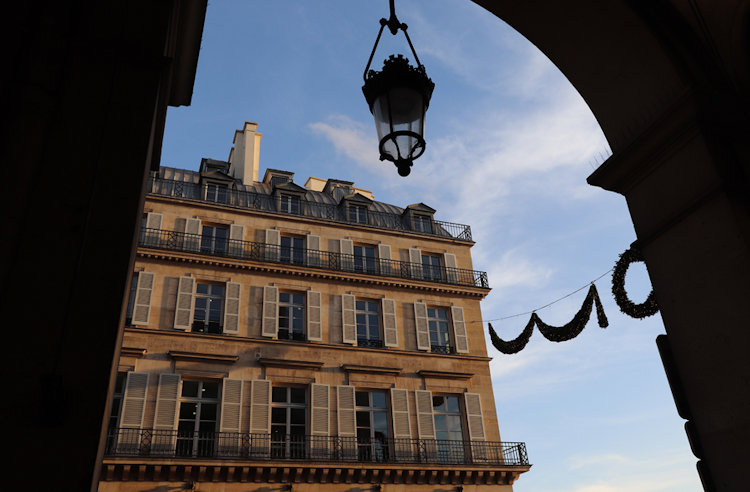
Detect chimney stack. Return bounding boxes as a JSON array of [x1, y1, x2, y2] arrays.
[[228, 121, 262, 184]]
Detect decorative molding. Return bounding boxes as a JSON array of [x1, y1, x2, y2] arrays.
[[258, 358, 323, 370], [418, 370, 474, 380], [120, 347, 147, 358], [341, 364, 402, 376], [168, 350, 238, 364]]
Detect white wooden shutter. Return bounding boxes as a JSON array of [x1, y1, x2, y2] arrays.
[[307, 290, 322, 341], [382, 298, 398, 347], [220, 378, 243, 432], [154, 374, 181, 430], [229, 224, 245, 257], [261, 286, 278, 338], [451, 306, 469, 354], [131, 272, 155, 326], [144, 212, 162, 247], [306, 234, 321, 267], [443, 253, 458, 283], [265, 229, 280, 261], [340, 239, 354, 271], [223, 282, 241, 334], [145, 212, 163, 230], [415, 390, 435, 439], [119, 372, 149, 429], [409, 248, 422, 279], [337, 385, 357, 459], [464, 393, 486, 441], [185, 218, 201, 252], [341, 294, 356, 344], [378, 244, 392, 275], [414, 302, 430, 351], [390, 388, 411, 439], [173, 276, 195, 331], [249, 379, 271, 433], [310, 383, 330, 459]]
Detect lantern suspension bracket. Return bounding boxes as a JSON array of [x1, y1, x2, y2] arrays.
[[363, 0, 424, 81]]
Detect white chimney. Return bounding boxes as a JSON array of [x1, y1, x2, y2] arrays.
[[228, 121, 262, 184]]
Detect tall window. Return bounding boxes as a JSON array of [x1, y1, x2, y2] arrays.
[[200, 225, 228, 255], [356, 300, 382, 348], [354, 244, 377, 274], [271, 386, 306, 458], [125, 273, 138, 326], [278, 292, 305, 341], [177, 380, 219, 457], [355, 390, 389, 462], [280, 236, 305, 265], [107, 373, 126, 434], [348, 204, 368, 224], [279, 194, 300, 214], [422, 254, 443, 281], [193, 283, 225, 334], [433, 395, 465, 463], [427, 307, 452, 354], [204, 183, 228, 203], [412, 214, 432, 233]]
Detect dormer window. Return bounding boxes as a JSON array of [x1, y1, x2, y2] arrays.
[[348, 204, 369, 224], [412, 214, 432, 233], [270, 175, 289, 187], [205, 183, 228, 204], [279, 194, 301, 214]]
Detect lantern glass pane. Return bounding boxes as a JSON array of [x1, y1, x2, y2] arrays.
[[372, 87, 425, 161]]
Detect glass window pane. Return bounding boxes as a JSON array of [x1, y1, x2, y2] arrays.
[[180, 402, 197, 419], [182, 381, 199, 397], [290, 408, 305, 425], [271, 407, 287, 424], [432, 395, 445, 411], [446, 396, 460, 412], [290, 387, 305, 404], [272, 387, 287, 403], [371, 392, 387, 408], [356, 411, 370, 427], [373, 412, 389, 435], [202, 382, 219, 399], [355, 391, 369, 407], [201, 403, 217, 421], [196, 284, 208, 295]]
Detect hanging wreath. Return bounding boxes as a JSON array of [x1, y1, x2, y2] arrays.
[[612, 245, 659, 318]]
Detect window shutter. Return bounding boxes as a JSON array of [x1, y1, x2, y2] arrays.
[[131, 272, 155, 326], [145, 212, 163, 230], [390, 388, 411, 439], [153, 373, 181, 430], [340, 239, 354, 271], [265, 229, 280, 261], [464, 393, 486, 441], [220, 378, 243, 432], [144, 212, 162, 247], [223, 282, 241, 334], [173, 276, 195, 331], [378, 244, 392, 275], [261, 286, 278, 338], [341, 294, 356, 344], [382, 298, 398, 347], [228, 224, 245, 257], [337, 385, 357, 459], [119, 372, 149, 429], [306, 234, 321, 267], [310, 383, 330, 436], [414, 302, 430, 351], [249, 379, 271, 433], [451, 306, 469, 354], [443, 253, 458, 283], [307, 290, 322, 341], [185, 218, 201, 252], [415, 390, 435, 439], [409, 248, 422, 279]]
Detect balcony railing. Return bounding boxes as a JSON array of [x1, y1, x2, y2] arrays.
[[105, 428, 529, 466], [140, 228, 490, 289], [148, 177, 473, 241]]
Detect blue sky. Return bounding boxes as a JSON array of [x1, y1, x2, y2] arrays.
[[161, 1, 700, 490]]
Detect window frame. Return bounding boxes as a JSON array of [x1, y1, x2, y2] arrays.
[[427, 306, 453, 354], [421, 253, 443, 281], [280, 235, 305, 265], [192, 282, 226, 334], [271, 386, 307, 458], [355, 299, 382, 348], [200, 224, 229, 256], [278, 291, 306, 341], [348, 204, 369, 224], [176, 379, 220, 458], [279, 193, 301, 214], [204, 182, 228, 204], [355, 390, 390, 462], [353, 244, 378, 274], [432, 393, 466, 463]]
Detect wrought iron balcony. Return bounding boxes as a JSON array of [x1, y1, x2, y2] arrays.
[[148, 177, 473, 241], [105, 428, 529, 466], [139, 228, 490, 289]]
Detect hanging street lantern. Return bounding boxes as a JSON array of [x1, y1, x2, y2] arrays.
[[362, 0, 434, 176]]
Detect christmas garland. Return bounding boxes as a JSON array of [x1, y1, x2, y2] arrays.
[[612, 245, 659, 318]]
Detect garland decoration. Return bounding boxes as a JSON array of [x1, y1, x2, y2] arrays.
[[612, 245, 659, 318], [488, 284, 608, 354]]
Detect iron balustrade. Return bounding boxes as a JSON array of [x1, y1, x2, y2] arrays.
[[105, 428, 529, 466], [148, 177, 473, 241], [140, 228, 490, 289]]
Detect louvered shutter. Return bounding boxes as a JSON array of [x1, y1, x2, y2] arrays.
[[378, 244, 392, 275], [152, 373, 181, 453], [337, 385, 357, 459], [414, 302, 430, 351], [173, 276, 195, 331], [340, 239, 354, 271], [415, 390, 435, 439], [390, 388, 411, 439], [443, 253, 458, 283], [219, 378, 243, 454], [184, 218, 201, 252], [261, 286, 278, 338], [465, 392, 487, 461], [144, 212, 162, 247], [306, 234, 321, 267], [382, 298, 398, 347], [228, 224, 245, 257], [451, 306, 469, 354], [341, 294, 356, 344], [409, 248, 422, 279], [310, 383, 330, 459], [117, 372, 149, 452], [249, 379, 271, 456], [223, 282, 241, 334], [307, 290, 322, 341], [131, 272, 155, 326], [265, 229, 280, 261]]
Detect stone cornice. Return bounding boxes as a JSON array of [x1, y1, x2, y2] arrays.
[[418, 369, 474, 380], [120, 347, 147, 358], [258, 358, 324, 370], [168, 350, 238, 364], [341, 364, 403, 376]]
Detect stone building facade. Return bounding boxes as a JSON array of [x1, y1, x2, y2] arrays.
[[99, 122, 529, 491]]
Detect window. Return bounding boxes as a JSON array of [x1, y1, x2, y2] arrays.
[[427, 307, 452, 354], [348, 204, 368, 224], [412, 214, 432, 233], [422, 253, 443, 281], [204, 183, 228, 203], [270, 175, 290, 187], [354, 244, 377, 274], [280, 235, 305, 265], [279, 194, 301, 214], [107, 373, 126, 433], [355, 390, 390, 461], [125, 273, 138, 326], [192, 283, 225, 334], [200, 225, 228, 255], [278, 292, 305, 341], [433, 395, 465, 463], [177, 380, 219, 457], [356, 300, 382, 348], [271, 386, 306, 458]]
